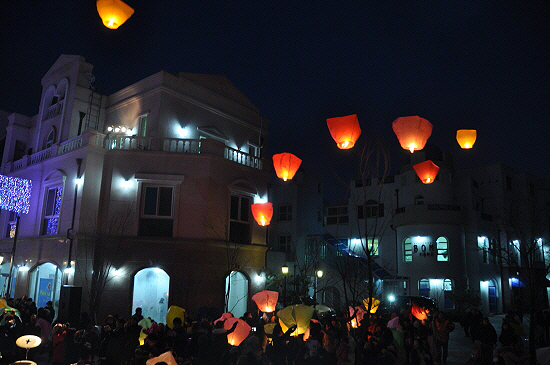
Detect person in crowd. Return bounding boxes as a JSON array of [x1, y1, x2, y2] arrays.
[[0, 308, 22, 365], [435, 312, 455, 364], [472, 317, 498, 362]]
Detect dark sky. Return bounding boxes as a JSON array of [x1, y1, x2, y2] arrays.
[[2, 1, 549, 202]]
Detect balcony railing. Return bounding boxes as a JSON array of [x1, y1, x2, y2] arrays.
[[6, 130, 264, 173], [42, 100, 65, 121]]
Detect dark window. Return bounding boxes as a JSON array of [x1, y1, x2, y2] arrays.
[[230, 195, 250, 244], [139, 186, 174, 237], [279, 235, 292, 252], [506, 176, 512, 190], [359, 200, 384, 218], [278, 205, 292, 221], [415, 195, 425, 205]]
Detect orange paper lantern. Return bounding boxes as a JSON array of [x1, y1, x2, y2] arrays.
[[251, 202, 273, 226], [411, 303, 428, 321], [456, 129, 477, 149], [392, 116, 433, 153], [223, 317, 251, 346], [272, 153, 302, 181], [349, 306, 367, 328], [96, 0, 134, 29], [326, 114, 362, 149], [413, 160, 440, 184], [252, 290, 279, 313]]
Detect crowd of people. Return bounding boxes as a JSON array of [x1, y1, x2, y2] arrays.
[[0, 295, 546, 365]]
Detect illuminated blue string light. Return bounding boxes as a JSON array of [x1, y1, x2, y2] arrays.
[[0, 175, 32, 214]]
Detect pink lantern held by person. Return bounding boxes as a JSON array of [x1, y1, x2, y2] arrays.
[[224, 317, 251, 346]]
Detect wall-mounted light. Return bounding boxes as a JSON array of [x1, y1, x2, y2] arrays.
[[0, 254, 4, 265], [121, 179, 133, 189], [75, 177, 83, 186], [19, 266, 29, 272], [113, 268, 123, 277]]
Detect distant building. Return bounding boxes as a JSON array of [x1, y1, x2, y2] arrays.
[[320, 144, 550, 314], [0, 55, 271, 322]]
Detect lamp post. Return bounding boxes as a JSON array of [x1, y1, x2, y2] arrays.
[[315, 269, 323, 304], [282, 265, 289, 307]]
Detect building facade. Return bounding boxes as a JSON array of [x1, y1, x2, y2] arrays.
[[0, 55, 271, 322]]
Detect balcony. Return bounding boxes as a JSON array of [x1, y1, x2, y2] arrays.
[[5, 130, 265, 173], [42, 100, 65, 121], [393, 204, 464, 228]]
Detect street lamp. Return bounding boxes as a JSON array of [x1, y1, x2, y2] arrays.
[[314, 269, 323, 303], [282, 265, 289, 307]]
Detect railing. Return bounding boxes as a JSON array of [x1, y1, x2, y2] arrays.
[[224, 146, 262, 169], [42, 100, 64, 121], [8, 130, 264, 173]]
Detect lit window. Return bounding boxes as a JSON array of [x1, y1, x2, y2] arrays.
[[139, 186, 174, 237], [278, 205, 293, 221], [230, 195, 251, 244], [6, 211, 17, 238], [437, 237, 449, 261], [443, 279, 453, 308], [404, 238, 412, 262], [42, 186, 63, 235], [419, 279, 430, 297], [367, 237, 379, 256]]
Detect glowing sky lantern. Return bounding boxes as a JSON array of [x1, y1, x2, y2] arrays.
[[223, 317, 251, 346], [277, 304, 315, 336], [349, 306, 367, 328], [326, 114, 362, 149], [362, 297, 381, 313], [411, 303, 428, 321], [413, 160, 440, 184], [456, 129, 477, 149], [96, 0, 135, 29], [251, 202, 273, 226], [165, 305, 185, 329], [272, 153, 302, 181], [392, 116, 433, 153], [252, 290, 279, 312]]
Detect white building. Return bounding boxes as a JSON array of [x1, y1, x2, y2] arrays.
[[0, 55, 271, 322]]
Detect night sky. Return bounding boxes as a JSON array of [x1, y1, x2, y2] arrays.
[[2, 1, 549, 202]]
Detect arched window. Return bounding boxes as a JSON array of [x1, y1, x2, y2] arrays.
[[404, 238, 413, 262], [225, 271, 248, 318], [436, 237, 449, 261], [28, 262, 62, 315], [415, 195, 425, 205], [132, 268, 170, 324], [443, 279, 453, 308], [43, 127, 56, 149], [419, 279, 430, 297]]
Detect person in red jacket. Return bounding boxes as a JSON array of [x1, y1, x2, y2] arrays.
[[51, 323, 67, 365], [435, 312, 455, 364]]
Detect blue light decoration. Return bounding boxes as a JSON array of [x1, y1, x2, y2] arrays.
[[45, 187, 63, 235], [0, 175, 32, 214]]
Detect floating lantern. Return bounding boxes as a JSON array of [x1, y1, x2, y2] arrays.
[[96, 0, 135, 29], [413, 160, 440, 184], [349, 306, 367, 328], [277, 304, 315, 336], [456, 129, 477, 149], [362, 297, 380, 313], [272, 153, 302, 181], [252, 290, 279, 313], [224, 317, 251, 346], [326, 114, 362, 149], [411, 303, 428, 321], [166, 305, 185, 329], [251, 202, 273, 226], [392, 116, 433, 153]]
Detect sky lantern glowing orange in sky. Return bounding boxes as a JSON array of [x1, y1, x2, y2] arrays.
[[456, 129, 477, 149], [251, 202, 273, 226], [96, 0, 134, 29], [326, 114, 362, 149], [252, 290, 279, 312], [392, 116, 433, 153], [272, 153, 302, 181], [413, 160, 440, 184]]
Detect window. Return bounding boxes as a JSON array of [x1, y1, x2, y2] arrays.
[[278, 205, 292, 221], [279, 235, 292, 253], [133, 268, 170, 324], [437, 237, 449, 261], [44, 128, 56, 149], [139, 186, 174, 237], [404, 238, 412, 262], [443, 279, 453, 309], [230, 195, 251, 244], [358, 200, 384, 219], [5, 211, 17, 238], [415, 195, 425, 205], [137, 115, 148, 149], [419, 279, 430, 297], [326, 206, 348, 225], [367, 237, 379, 256], [478, 236, 489, 264], [42, 186, 63, 235]]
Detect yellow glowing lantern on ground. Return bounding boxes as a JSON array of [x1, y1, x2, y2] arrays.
[[392, 116, 433, 153], [272, 153, 302, 181], [456, 129, 477, 149], [223, 317, 251, 346], [96, 0, 135, 29], [277, 304, 315, 336], [166, 305, 185, 329], [252, 290, 279, 313], [326, 114, 362, 149], [251, 202, 273, 226], [413, 160, 440, 184], [362, 298, 381, 313]]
